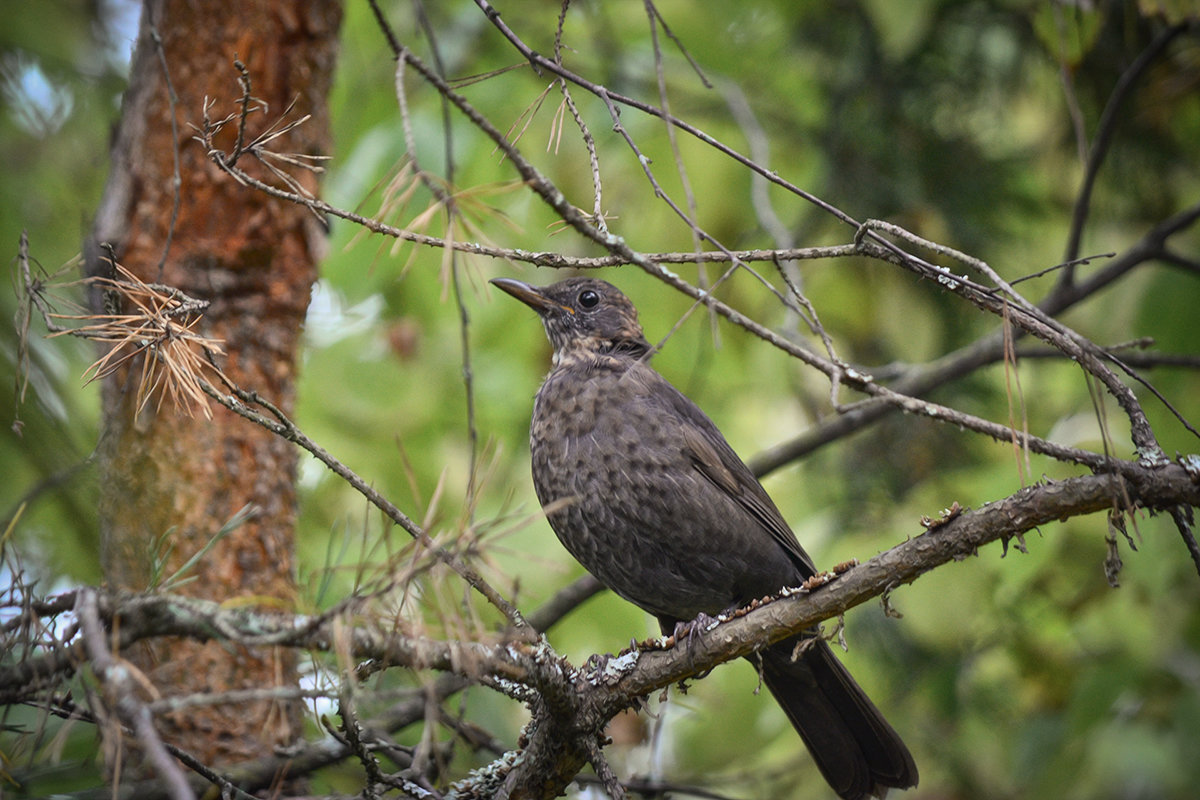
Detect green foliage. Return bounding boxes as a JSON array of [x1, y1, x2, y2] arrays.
[[0, 0, 125, 582], [4, 1, 1199, 798]]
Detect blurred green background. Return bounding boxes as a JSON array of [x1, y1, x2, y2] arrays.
[[3, 1, 1200, 798]]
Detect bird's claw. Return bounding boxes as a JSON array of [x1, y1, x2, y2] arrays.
[[583, 652, 612, 673], [671, 611, 721, 650]]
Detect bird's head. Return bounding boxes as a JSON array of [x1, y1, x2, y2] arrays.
[[490, 277, 652, 363]]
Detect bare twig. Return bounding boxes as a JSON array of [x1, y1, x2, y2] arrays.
[[584, 734, 627, 800], [554, 1, 606, 230], [1062, 23, 1187, 274], [76, 588, 195, 800], [1170, 502, 1200, 578], [195, 377, 528, 629]]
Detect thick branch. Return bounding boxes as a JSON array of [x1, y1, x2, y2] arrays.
[[6, 459, 1197, 800], [15, 577, 605, 800], [600, 460, 1200, 705]]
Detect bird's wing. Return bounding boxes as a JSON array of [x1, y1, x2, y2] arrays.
[[679, 421, 817, 578], [623, 359, 818, 577], [624, 360, 817, 577]]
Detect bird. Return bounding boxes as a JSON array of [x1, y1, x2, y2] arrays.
[[491, 276, 918, 800]]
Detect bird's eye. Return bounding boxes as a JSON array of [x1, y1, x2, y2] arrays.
[[578, 289, 600, 309]]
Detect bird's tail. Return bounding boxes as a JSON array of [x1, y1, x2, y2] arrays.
[[759, 636, 918, 800]]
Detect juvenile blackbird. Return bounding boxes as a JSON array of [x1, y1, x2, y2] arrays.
[[492, 276, 917, 800]]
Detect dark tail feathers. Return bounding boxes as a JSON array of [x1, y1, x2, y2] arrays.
[[759, 636, 917, 800]]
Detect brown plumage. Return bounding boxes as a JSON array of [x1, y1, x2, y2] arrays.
[[492, 276, 918, 799]]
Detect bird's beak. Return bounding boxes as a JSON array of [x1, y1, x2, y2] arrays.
[[490, 278, 569, 315]]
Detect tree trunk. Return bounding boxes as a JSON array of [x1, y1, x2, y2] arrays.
[[86, 0, 342, 773]]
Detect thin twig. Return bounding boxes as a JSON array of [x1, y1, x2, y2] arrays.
[[229, 57, 254, 165], [413, 4, 481, 513], [76, 589, 196, 800], [554, 1, 606, 230], [584, 734, 627, 800], [749, 206, 1200, 477], [644, 0, 707, 303], [1169, 504, 1200, 578], [195, 377, 527, 629], [1061, 23, 1187, 274], [469, 0, 945, 275], [201, 47, 1141, 476]]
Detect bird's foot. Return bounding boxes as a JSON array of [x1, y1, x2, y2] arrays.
[[583, 651, 618, 676], [670, 611, 721, 650]]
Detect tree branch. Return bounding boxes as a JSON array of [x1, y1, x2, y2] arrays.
[[13, 458, 1190, 800]]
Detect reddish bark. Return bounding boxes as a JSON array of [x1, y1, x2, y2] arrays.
[[88, 0, 342, 771]]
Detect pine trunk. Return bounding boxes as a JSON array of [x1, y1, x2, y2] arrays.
[[87, 0, 342, 774]]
